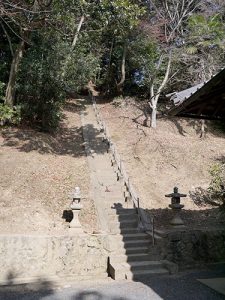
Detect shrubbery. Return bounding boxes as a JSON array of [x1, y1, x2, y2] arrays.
[[0, 104, 21, 126], [208, 162, 225, 212], [17, 33, 65, 131]]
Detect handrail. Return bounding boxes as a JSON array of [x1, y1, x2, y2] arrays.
[[90, 95, 153, 232]]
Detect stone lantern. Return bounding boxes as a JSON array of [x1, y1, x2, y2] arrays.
[[69, 187, 83, 232], [165, 187, 187, 227]]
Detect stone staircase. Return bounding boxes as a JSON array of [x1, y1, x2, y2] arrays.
[[107, 204, 169, 280], [81, 100, 172, 281]]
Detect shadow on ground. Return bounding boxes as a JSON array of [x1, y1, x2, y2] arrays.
[[1, 101, 108, 157], [139, 266, 225, 300], [72, 291, 129, 300], [1, 124, 108, 157], [0, 275, 54, 300], [2, 124, 107, 161], [119, 99, 225, 138], [1, 270, 225, 300]]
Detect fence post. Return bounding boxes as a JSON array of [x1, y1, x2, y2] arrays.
[[152, 216, 155, 246]]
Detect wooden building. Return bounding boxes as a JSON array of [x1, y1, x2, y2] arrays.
[[168, 68, 225, 120]]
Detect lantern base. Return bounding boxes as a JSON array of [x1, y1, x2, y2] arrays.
[[170, 213, 185, 227], [69, 209, 83, 233]]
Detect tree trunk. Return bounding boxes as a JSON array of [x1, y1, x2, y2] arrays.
[[200, 119, 206, 138], [106, 39, 114, 94], [71, 15, 84, 50], [116, 43, 126, 94], [151, 105, 157, 128], [62, 15, 84, 79], [149, 51, 171, 129], [5, 39, 25, 107]]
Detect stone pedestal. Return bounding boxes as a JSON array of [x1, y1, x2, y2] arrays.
[[169, 204, 185, 228], [170, 212, 185, 227], [69, 202, 83, 233]]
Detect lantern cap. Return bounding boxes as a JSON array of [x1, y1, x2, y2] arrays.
[[165, 186, 187, 198]]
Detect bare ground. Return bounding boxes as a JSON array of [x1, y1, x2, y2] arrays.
[[0, 99, 97, 235], [98, 97, 225, 229], [1, 96, 224, 233]]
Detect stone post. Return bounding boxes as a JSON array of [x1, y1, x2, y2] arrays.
[[69, 187, 83, 233]]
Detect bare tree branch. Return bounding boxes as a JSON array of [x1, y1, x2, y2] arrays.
[[2, 1, 51, 14]]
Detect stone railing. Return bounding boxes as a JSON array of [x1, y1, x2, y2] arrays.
[[91, 96, 153, 232]]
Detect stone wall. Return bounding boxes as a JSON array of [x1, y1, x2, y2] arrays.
[[0, 234, 109, 284], [160, 229, 225, 268]]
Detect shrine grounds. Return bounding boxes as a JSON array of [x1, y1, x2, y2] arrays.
[[0, 264, 224, 300]]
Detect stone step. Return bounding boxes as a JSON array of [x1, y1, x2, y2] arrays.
[[117, 246, 149, 255], [109, 261, 169, 280], [123, 233, 149, 241], [111, 253, 156, 263], [109, 257, 163, 271], [109, 214, 138, 222], [110, 228, 142, 234], [114, 245, 162, 260], [109, 208, 137, 215], [106, 198, 126, 205], [124, 239, 149, 247], [106, 200, 125, 206], [109, 202, 134, 210], [95, 170, 117, 177], [120, 260, 164, 271], [125, 268, 169, 280], [101, 191, 123, 197], [103, 190, 123, 197], [109, 219, 138, 229], [110, 239, 150, 249], [103, 186, 123, 193], [111, 233, 149, 242]]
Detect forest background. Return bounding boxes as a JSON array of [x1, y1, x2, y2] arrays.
[[0, 0, 225, 129], [1, 0, 225, 231]]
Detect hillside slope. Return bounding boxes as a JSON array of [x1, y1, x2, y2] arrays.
[[99, 98, 225, 228], [0, 99, 97, 234]]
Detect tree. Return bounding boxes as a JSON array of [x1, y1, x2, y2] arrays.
[[17, 30, 65, 130], [185, 13, 225, 81], [0, 0, 53, 106], [140, 0, 200, 128], [98, 0, 145, 95]]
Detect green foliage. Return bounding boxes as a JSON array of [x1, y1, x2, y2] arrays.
[[186, 13, 225, 55], [208, 163, 225, 211], [65, 47, 101, 92], [0, 104, 21, 125], [112, 95, 132, 107], [1, 0, 225, 129], [168, 8, 225, 91], [131, 36, 170, 93], [208, 163, 225, 193], [188, 14, 225, 41], [101, 0, 145, 32], [17, 32, 65, 131], [0, 81, 5, 101]]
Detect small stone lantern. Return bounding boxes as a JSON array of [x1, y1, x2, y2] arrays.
[[165, 187, 187, 227], [69, 187, 83, 232]]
